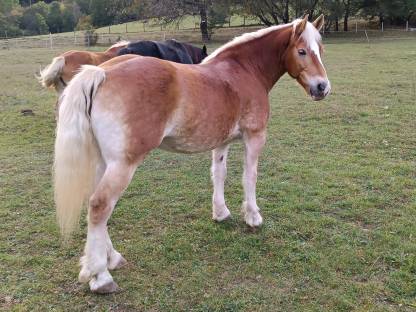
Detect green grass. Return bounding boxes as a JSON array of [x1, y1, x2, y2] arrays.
[[1, 37, 416, 311]]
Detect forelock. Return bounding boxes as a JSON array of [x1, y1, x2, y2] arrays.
[[301, 22, 322, 50]]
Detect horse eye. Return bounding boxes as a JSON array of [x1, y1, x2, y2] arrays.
[[298, 49, 306, 56]]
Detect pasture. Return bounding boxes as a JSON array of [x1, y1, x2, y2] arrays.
[[1, 38, 415, 311]]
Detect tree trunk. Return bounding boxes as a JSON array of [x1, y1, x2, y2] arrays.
[[344, 14, 349, 31], [308, 0, 319, 21], [335, 16, 339, 31], [284, 0, 289, 23], [379, 13, 384, 28], [343, 0, 350, 31], [199, 5, 209, 42]]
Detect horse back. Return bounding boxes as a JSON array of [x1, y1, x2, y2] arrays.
[[117, 41, 163, 59]]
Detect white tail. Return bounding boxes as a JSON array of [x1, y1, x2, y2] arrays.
[[39, 56, 65, 91], [54, 65, 106, 237]]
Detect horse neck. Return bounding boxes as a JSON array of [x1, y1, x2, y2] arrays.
[[213, 26, 292, 92], [103, 45, 126, 58]]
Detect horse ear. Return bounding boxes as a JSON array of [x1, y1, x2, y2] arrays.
[[202, 45, 207, 54], [293, 14, 308, 41], [313, 14, 325, 31]]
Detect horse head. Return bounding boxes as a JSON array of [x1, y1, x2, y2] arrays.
[[283, 15, 331, 101]]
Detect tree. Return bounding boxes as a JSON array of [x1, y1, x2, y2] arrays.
[[360, 0, 415, 26], [74, 0, 92, 15], [147, 0, 232, 42], [240, 0, 323, 26], [61, 3, 78, 32], [20, 1, 49, 34], [321, 0, 343, 30], [241, 0, 290, 25], [0, 12, 22, 37], [47, 1, 63, 33], [90, 0, 116, 27], [0, 0, 19, 14]]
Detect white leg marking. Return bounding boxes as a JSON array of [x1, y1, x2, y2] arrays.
[[79, 223, 108, 283], [211, 145, 231, 221], [106, 233, 127, 270], [79, 162, 137, 293], [242, 132, 266, 227]]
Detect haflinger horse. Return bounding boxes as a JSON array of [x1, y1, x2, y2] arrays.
[[117, 39, 208, 64], [38, 40, 130, 96], [54, 15, 330, 293]]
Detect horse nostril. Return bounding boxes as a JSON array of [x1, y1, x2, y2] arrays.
[[317, 82, 326, 92]]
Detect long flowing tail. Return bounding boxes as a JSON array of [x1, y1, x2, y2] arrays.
[[39, 56, 66, 91], [54, 65, 106, 237]]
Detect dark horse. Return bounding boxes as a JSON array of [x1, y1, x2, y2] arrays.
[[117, 39, 208, 64]]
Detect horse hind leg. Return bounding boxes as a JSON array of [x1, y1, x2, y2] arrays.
[[106, 231, 127, 270], [211, 145, 231, 221], [242, 131, 266, 227], [92, 160, 127, 271], [79, 161, 138, 293]]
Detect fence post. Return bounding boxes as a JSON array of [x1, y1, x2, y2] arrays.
[[5, 31, 9, 50], [88, 33, 90, 47], [49, 32, 52, 49], [74, 31, 76, 45], [355, 21, 358, 33], [381, 22, 384, 32], [364, 30, 370, 44], [109, 25, 111, 34], [126, 23, 128, 33], [406, 20, 409, 31], [243, 16, 246, 26]]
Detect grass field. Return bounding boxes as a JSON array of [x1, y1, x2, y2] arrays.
[[1, 36, 416, 311]]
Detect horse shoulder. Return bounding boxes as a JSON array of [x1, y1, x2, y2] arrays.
[[240, 91, 270, 133]]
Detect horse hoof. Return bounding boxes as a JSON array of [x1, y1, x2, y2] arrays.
[[244, 211, 263, 227], [108, 253, 127, 270], [212, 206, 231, 222], [90, 278, 119, 294]]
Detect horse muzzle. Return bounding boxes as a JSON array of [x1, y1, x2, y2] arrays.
[[310, 80, 331, 101]]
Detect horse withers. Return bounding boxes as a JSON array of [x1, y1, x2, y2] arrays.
[[117, 39, 208, 64], [54, 15, 330, 293]]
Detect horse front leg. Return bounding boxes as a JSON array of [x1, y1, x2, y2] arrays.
[[242, 131, 266, 227], [78, 161, 137, 293], [211, 145, 231, 221]]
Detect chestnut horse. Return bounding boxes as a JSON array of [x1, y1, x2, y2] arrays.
[[39, 41, 129, 95], [54, 15, 330, 293]]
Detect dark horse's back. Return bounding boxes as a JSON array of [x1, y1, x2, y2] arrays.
[[118, 41, 164, 59], [117, 40, 206, 64]]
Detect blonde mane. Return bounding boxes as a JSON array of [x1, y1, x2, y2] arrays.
[[110, 40, 130, 49], [202, 19, 321, 64]]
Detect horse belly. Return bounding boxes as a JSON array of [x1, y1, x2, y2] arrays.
[[159, 122, 241, 154]]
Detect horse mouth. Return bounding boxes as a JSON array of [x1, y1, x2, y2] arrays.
[[310, 89, 330, 101]]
